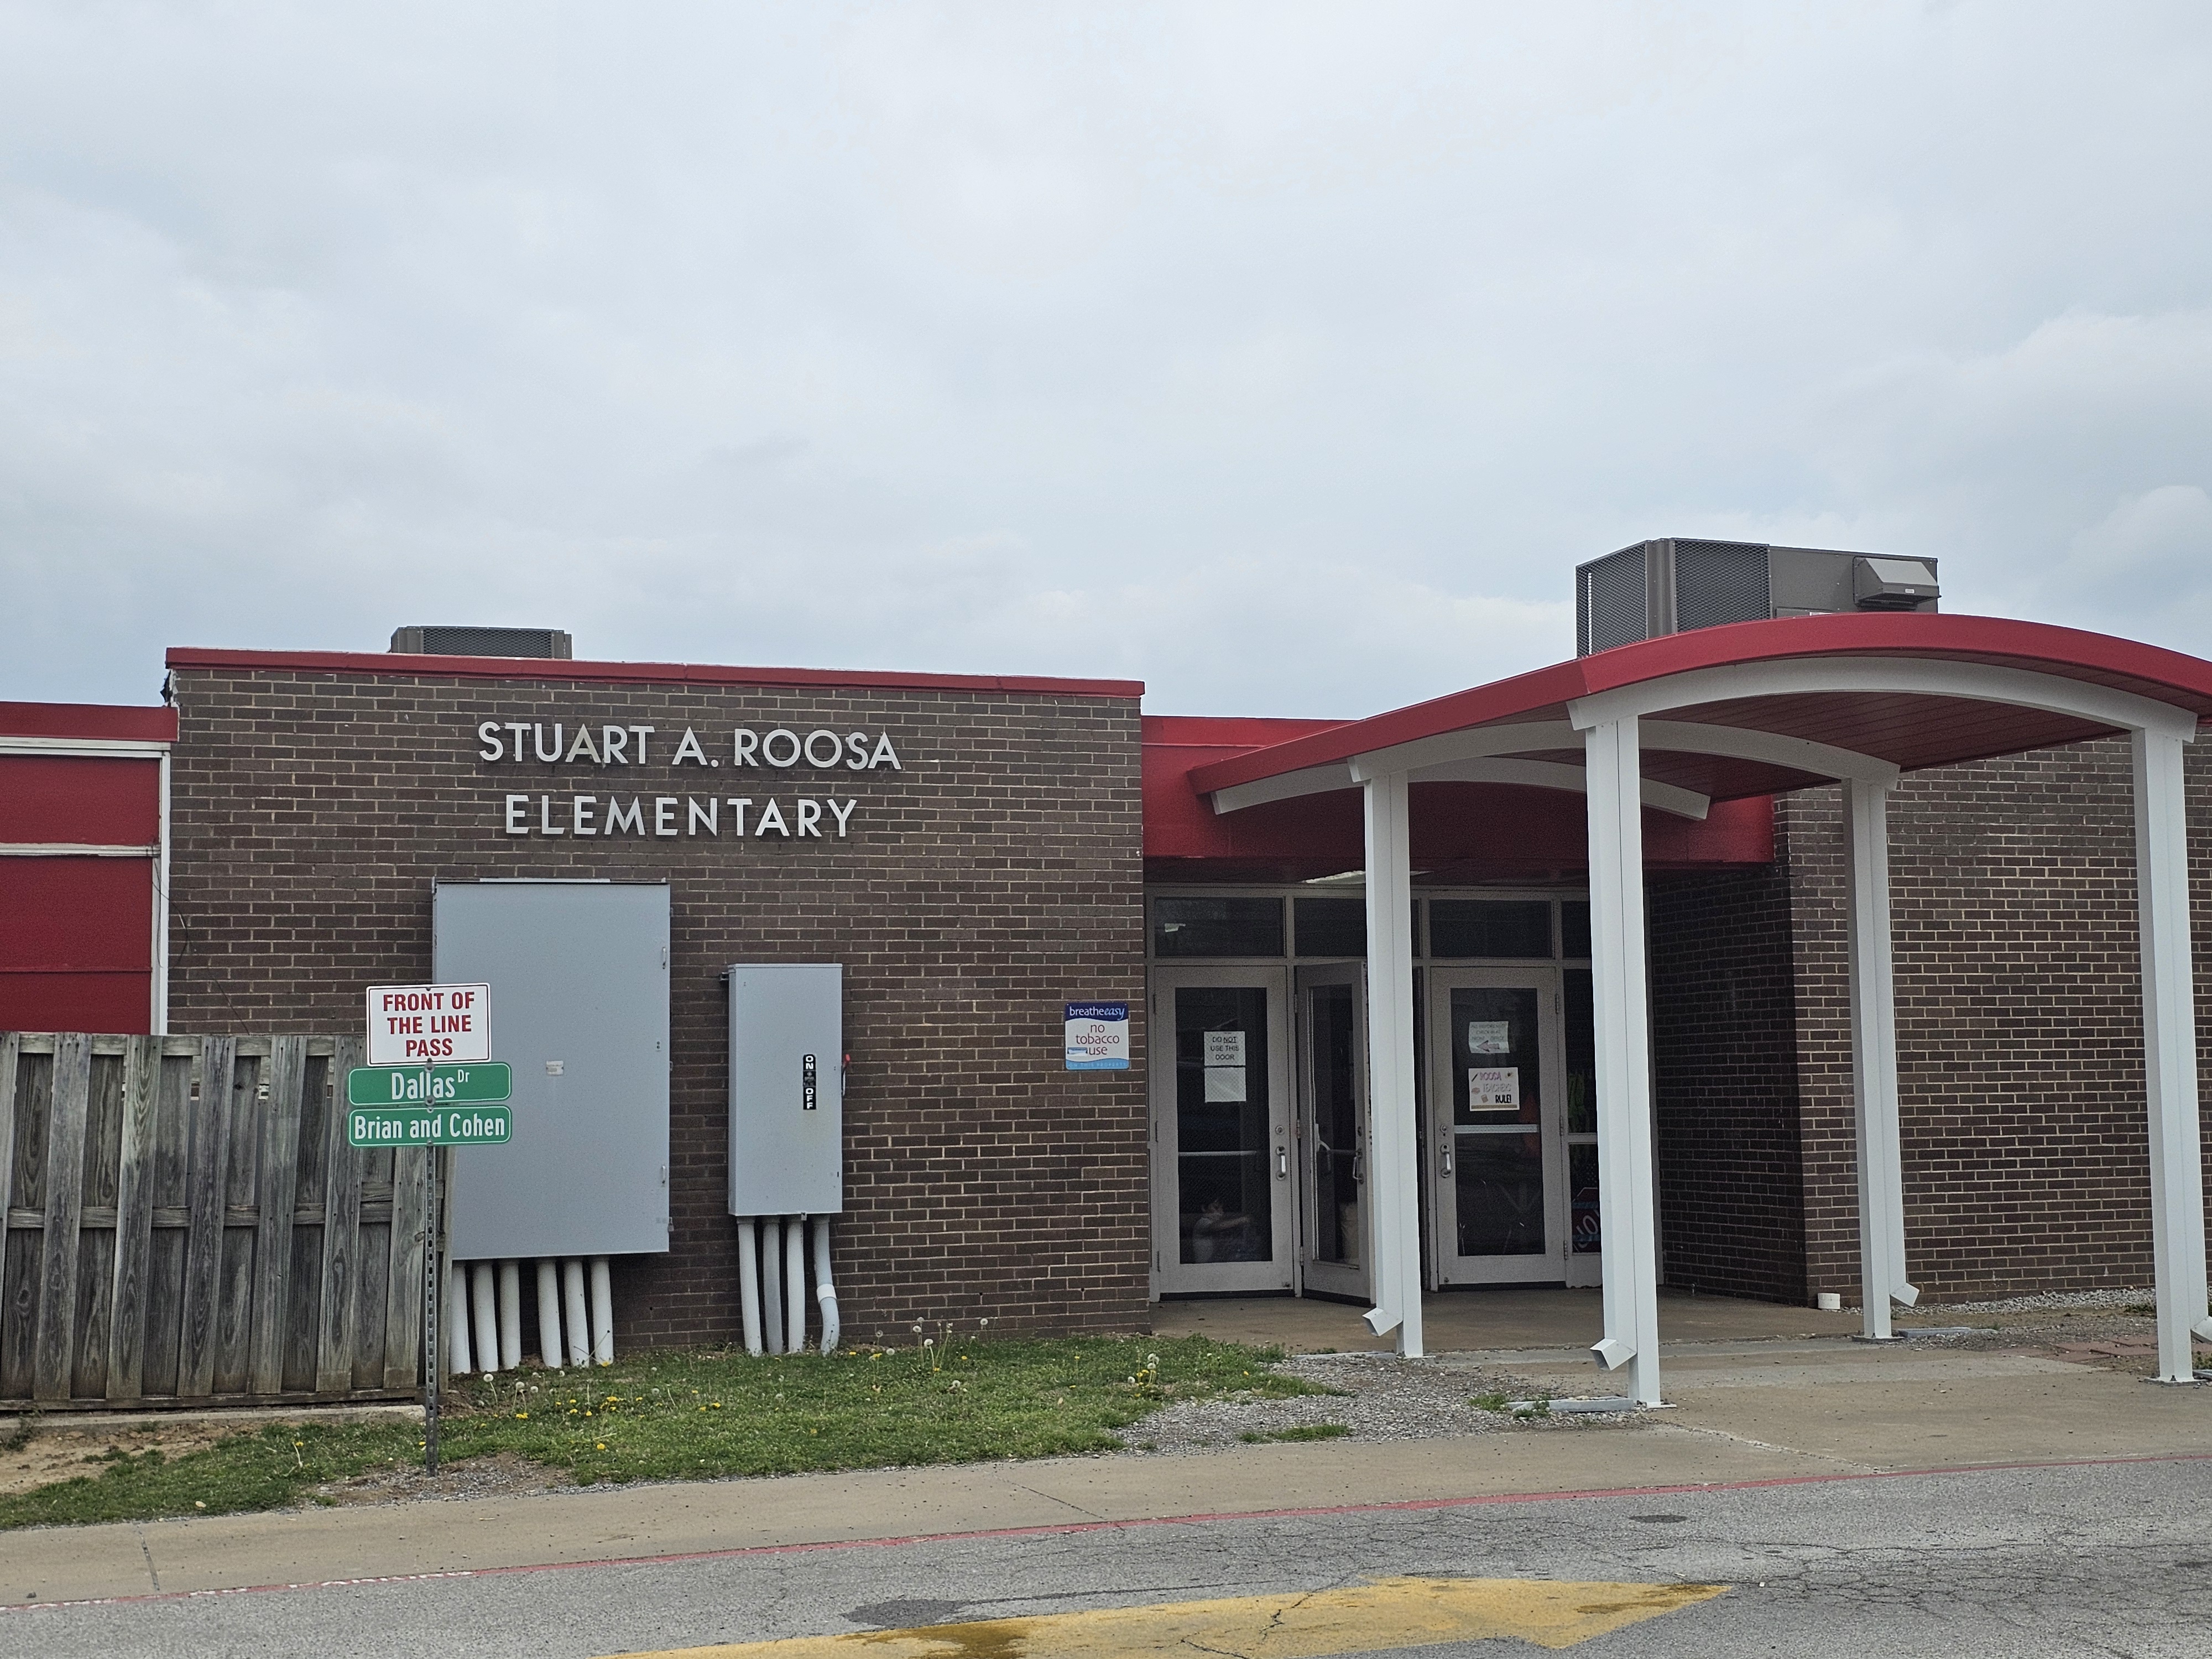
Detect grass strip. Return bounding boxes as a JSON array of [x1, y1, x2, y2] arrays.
[[0, 1334, 1314, 1530]]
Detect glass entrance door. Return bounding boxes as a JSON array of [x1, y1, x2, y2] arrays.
[[1295, 963, 1369, 1301], [1428, 967, 1568, 1285], [1149, 965, 1295, 1294]]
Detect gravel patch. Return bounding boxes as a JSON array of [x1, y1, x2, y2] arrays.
[[1877, 1288, 2153, 1316], [1122, 1352, 1635, 1456]]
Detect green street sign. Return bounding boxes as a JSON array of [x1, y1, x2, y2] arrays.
[[347, 1063, 513, 1107], [347, 1104, 513, 1147]]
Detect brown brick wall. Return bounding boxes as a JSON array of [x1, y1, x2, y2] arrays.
[[1781, 735, 2212, 1305], [165, 666, 1150, 1350], [1647, 867, 1806, 1302]]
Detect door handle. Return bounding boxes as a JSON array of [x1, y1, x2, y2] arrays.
[[1441, 1144, 1453, 1176], [1276, 1146, 1288, 1178]]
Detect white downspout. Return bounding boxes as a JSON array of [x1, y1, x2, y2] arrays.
[[811, 1216, 839, 1355], [535, 1260, 564, 1369], [588, 1255, 614, 1365], [760, 1218, 785, 1354], [737, 1219, 765, 1355], [785, 1215, 808, 1355], [562, 1259, 590, 1368]]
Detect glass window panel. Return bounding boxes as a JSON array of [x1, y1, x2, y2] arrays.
[[1306, 983, 1361, 1266], [1293, 898, 1366, 957], [1449, 987, 1543, 1127], [1561, 901, 1592, 959], [1569, 1142, 1601, 1254], [1173, 985, 1274, 1264], [1429, 900, 1553, 959], [1455, 1134, 1547, 1256], [1563, 969, 1595, 1134], [1153, 896, 1285, 958]]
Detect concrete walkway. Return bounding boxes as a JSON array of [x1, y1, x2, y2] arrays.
[[1153, 1284, 1864, 1351], [6, 1295, 2209, 1611]]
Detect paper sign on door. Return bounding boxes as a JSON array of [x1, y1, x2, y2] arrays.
[[1468, 1066, 1520, 1107], [1468, 1021, 1512, 1055], [1203, 1032, 1246, 1066]]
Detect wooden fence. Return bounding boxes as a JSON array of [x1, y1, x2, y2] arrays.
[[1, 1033, 432, 1408]]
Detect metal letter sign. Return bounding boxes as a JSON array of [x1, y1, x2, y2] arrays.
[[367, 982, 492, 1065]]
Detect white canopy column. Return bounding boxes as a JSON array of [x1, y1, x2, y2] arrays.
[[2132, 727, 2211, 1384], [1846, 778, 1918, 1339], [1360, 769, 1424, 1357], [1578, 715, 1663, 1406]]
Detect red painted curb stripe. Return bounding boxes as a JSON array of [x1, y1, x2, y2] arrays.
[[10, 1448, 2212, 1615]]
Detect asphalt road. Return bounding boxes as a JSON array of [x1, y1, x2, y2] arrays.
[[7, 1455, 2212, 1657]]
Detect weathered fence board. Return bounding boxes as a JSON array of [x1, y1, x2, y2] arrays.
[[0, 1034, 425, 1410], [32, 1035, 90, 1400]]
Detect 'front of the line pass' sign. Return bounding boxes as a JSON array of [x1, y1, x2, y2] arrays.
[[367, 982, 491, 1065], [1065, 1002, 1130, 1070]]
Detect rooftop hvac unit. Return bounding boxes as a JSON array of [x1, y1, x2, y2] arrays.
[[390, 625, 575, 659], [1574, 540, 1939, 656]]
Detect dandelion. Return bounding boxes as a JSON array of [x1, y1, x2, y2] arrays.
[[514, 1412, 528, 1420], [596, 1442, 606, 1451]]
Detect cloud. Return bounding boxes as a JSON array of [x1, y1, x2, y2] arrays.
[[1, 3, 2209, 712]]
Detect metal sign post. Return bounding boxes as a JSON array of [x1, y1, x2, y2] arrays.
[[423, 1148, 443, 1475]]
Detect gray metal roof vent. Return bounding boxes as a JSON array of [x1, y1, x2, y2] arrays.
[[1574, 541, 1938, 655], [390, 625, 574, 659]]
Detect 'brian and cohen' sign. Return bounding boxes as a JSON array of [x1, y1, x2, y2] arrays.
[[478, 719, 902, 842]]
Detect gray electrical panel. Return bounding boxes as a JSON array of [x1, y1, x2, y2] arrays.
[[434, 881, 671, 1259], [727, 963, 843, 1217]]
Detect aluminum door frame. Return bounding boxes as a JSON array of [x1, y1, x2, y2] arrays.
[[1293, 961, 1370, 1302], [1426, 964, 1569, 1286], [1149, 963, 1297, 1296]]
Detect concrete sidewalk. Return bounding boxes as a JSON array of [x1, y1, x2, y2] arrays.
[[7, 1329, 2210, 1611]]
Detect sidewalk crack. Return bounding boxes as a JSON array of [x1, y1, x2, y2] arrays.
[[1004, 1482, 1107, 1520], [134, 1526, 160, 1593], [1662, 1421, 1881, 1473]]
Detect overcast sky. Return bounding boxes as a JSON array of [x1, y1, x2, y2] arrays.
[[3, 3, 2208, 716]]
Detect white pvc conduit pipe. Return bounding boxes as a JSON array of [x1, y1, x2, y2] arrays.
[[497, 1260, 523, 1371], [447, 1260, 473, 1376], [737, 1220, 764, 1355], [760, 1219, 785, 1354], [470, 1263, 499, 1375], [562, 1260, 590, 1368], [535, 1260, 563, 1369], [811, 1217, 839, 1355], [589, 1256, 614, 1365], [785, 1219, 807, 1355]]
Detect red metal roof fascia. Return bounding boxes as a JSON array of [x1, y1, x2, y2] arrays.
[[1142, 714, 1349, 747], [0, 701, 178, 743], [164, 646, 1145, 701], [1187, 660, 1592, 795], [1188, 613, 2212, 796]]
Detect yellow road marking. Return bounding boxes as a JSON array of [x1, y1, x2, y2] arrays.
[[598, 1573, 1728, 1657]]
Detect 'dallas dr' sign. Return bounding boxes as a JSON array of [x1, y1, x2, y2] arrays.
[[475, 718, 904, 842]]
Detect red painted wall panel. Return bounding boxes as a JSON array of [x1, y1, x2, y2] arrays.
[[0, 858, 154, 1033], [0, 972, 152, 1035], [0, 754, 161, 845]]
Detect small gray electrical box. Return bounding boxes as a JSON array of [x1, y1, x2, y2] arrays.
[[727, 963, 843, 1217]]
